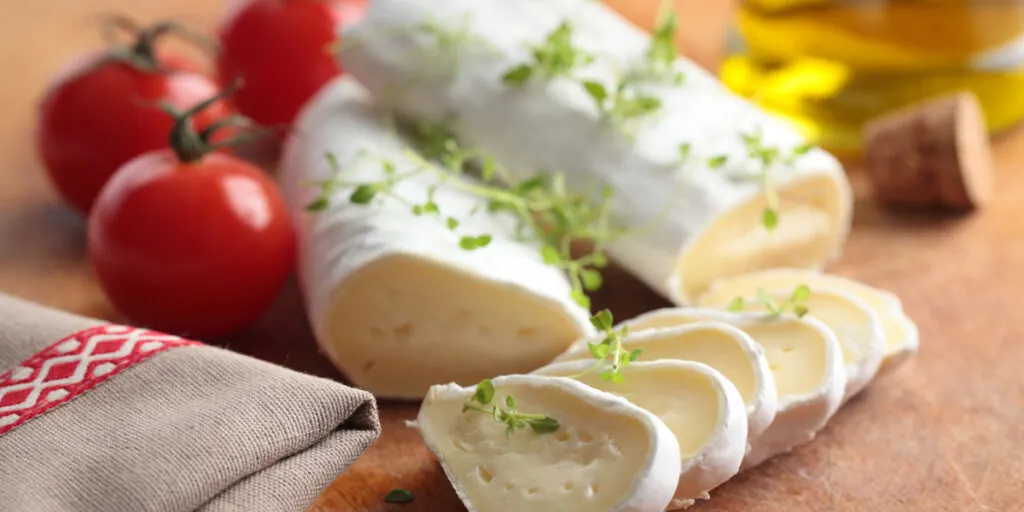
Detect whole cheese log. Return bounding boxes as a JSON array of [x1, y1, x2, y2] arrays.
[[418, 375, 682, 512], [279, 78, 593, 399], [534, 360, 748, 509], [338, 0, 853, 304]]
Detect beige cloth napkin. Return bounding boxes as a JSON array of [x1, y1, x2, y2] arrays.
[[0, 294, 380, 512]]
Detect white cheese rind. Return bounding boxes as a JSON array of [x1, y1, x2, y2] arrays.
[[619, 308, 846, 469], [553, 322, 777, 449], [339, 0, 853, 305], [698, 268, 918, 371], [532, 360, 748, 508], [418, 375, 682, 512], [279, 78, 593, 399]]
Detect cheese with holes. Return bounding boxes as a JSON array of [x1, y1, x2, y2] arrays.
[[703, 287, 884, 402], [619, 308, 845, 469], [698, 268, 918, 370], [553, 322, 776, 448], [533, 360, 747, 508], [278, 78, 593, 399], [339, 0, 853, 305], [418, 375, 681, 512]]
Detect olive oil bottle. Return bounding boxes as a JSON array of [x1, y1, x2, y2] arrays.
[[720, 0, 1024, 153]]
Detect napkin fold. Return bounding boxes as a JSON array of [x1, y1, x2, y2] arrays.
[[0, 294, 380, 512]]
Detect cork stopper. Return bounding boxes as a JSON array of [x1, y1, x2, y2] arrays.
[[862, 91, 994, 211]]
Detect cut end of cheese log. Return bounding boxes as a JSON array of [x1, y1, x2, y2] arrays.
[[672, 172, 852, 304], [554, 322, 777, 447], [701, 287, 885, 402], [325, 254, 596, 398], [618, 308, 846, 469], [863, 91, 993, 211], [418, 375, 682, 512], [698, 268, 918, 371], [533, 360, 748, 505], [279, 77, 593, 399]]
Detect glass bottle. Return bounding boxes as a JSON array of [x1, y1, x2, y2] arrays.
[[720, 0, 1024, 154]]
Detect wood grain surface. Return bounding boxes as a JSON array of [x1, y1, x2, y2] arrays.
[[1, 1, 1022, 511]]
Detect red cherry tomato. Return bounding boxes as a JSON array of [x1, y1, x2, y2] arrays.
[[216, 0, 367, 127], [89, 151, 296, 339], [36, 23, 235, 214], [88, 87, 295, 339]]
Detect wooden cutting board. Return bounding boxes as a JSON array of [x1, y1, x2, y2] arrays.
[[2, 1, 1022, 511]]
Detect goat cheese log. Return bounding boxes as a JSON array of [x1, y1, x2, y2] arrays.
[[621, 309, 846, 470], [418, 375, 682, 512], [339, 0, 854, 304], [279, 78, 593, 399], [534, 360, 748, 509]]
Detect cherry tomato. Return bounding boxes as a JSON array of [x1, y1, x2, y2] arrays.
[[36, 23, 235, 214], [216, 0, 367, 128], [88, 89, 295, 339]]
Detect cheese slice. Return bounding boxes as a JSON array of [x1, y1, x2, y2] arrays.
[[339, 0, 853, 306], [702, 288, 884, 402], [532, 360, 748, 508], [418, 375, 681, 512], [278, 78, 593, 399], [552, 322, 777, 448], [619, 308, 845, 469], [698, 268, 918, 370]]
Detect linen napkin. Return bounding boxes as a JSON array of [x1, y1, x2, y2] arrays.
[[0, 293, 380, 512]]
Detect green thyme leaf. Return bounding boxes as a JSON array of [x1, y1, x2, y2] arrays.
[[590, 309, 614, 330], [678, 142, 691, 163], [505, 394, 518, 409], [628, 348, 643, 362], [384, 488, 415, 504], [502, 64, 534, 85], [474, 379, 495, 405], [583, 80, 608, 106], [791, 284, 811, 303], [446, 217, 459, 230], [762, 208, 779, 230], [580, 268, 603, 291], [707, 155, 728, 169], [349, 184, 378, 204], [527, 416, 560, 433], [727, 296, 746, 312], [305, 197, 329, 212]]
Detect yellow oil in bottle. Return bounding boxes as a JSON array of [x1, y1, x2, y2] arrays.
[[721, 0, 1024, 154]]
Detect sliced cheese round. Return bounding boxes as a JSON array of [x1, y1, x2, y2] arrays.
[[620, 308, 846, 469], [279, 78, 593, 399], [703, 288, 884, 402], [339, 0, 853, 306], [418, 375, 682, 512], [533, 360, 747, 507], [553, 322, 777, 447], [698, 268, 918, 370]]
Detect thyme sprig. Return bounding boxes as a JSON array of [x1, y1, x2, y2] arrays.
[[462, 379, 560, 438], [728, 284, 812, 318], [502, 21, 595, 85]]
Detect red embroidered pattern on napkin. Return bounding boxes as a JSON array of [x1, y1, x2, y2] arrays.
[[0, 325, 200, 436]]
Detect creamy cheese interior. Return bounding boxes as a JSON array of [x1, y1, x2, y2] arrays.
[[556, 325, 757, 409], [624, 312, 828, 399], [698, 269, 915, 360], [536, 363, 721, 456], [419, 381, 652, 511], [326, 255, 585, 398], [676, 174, 848, 302]]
